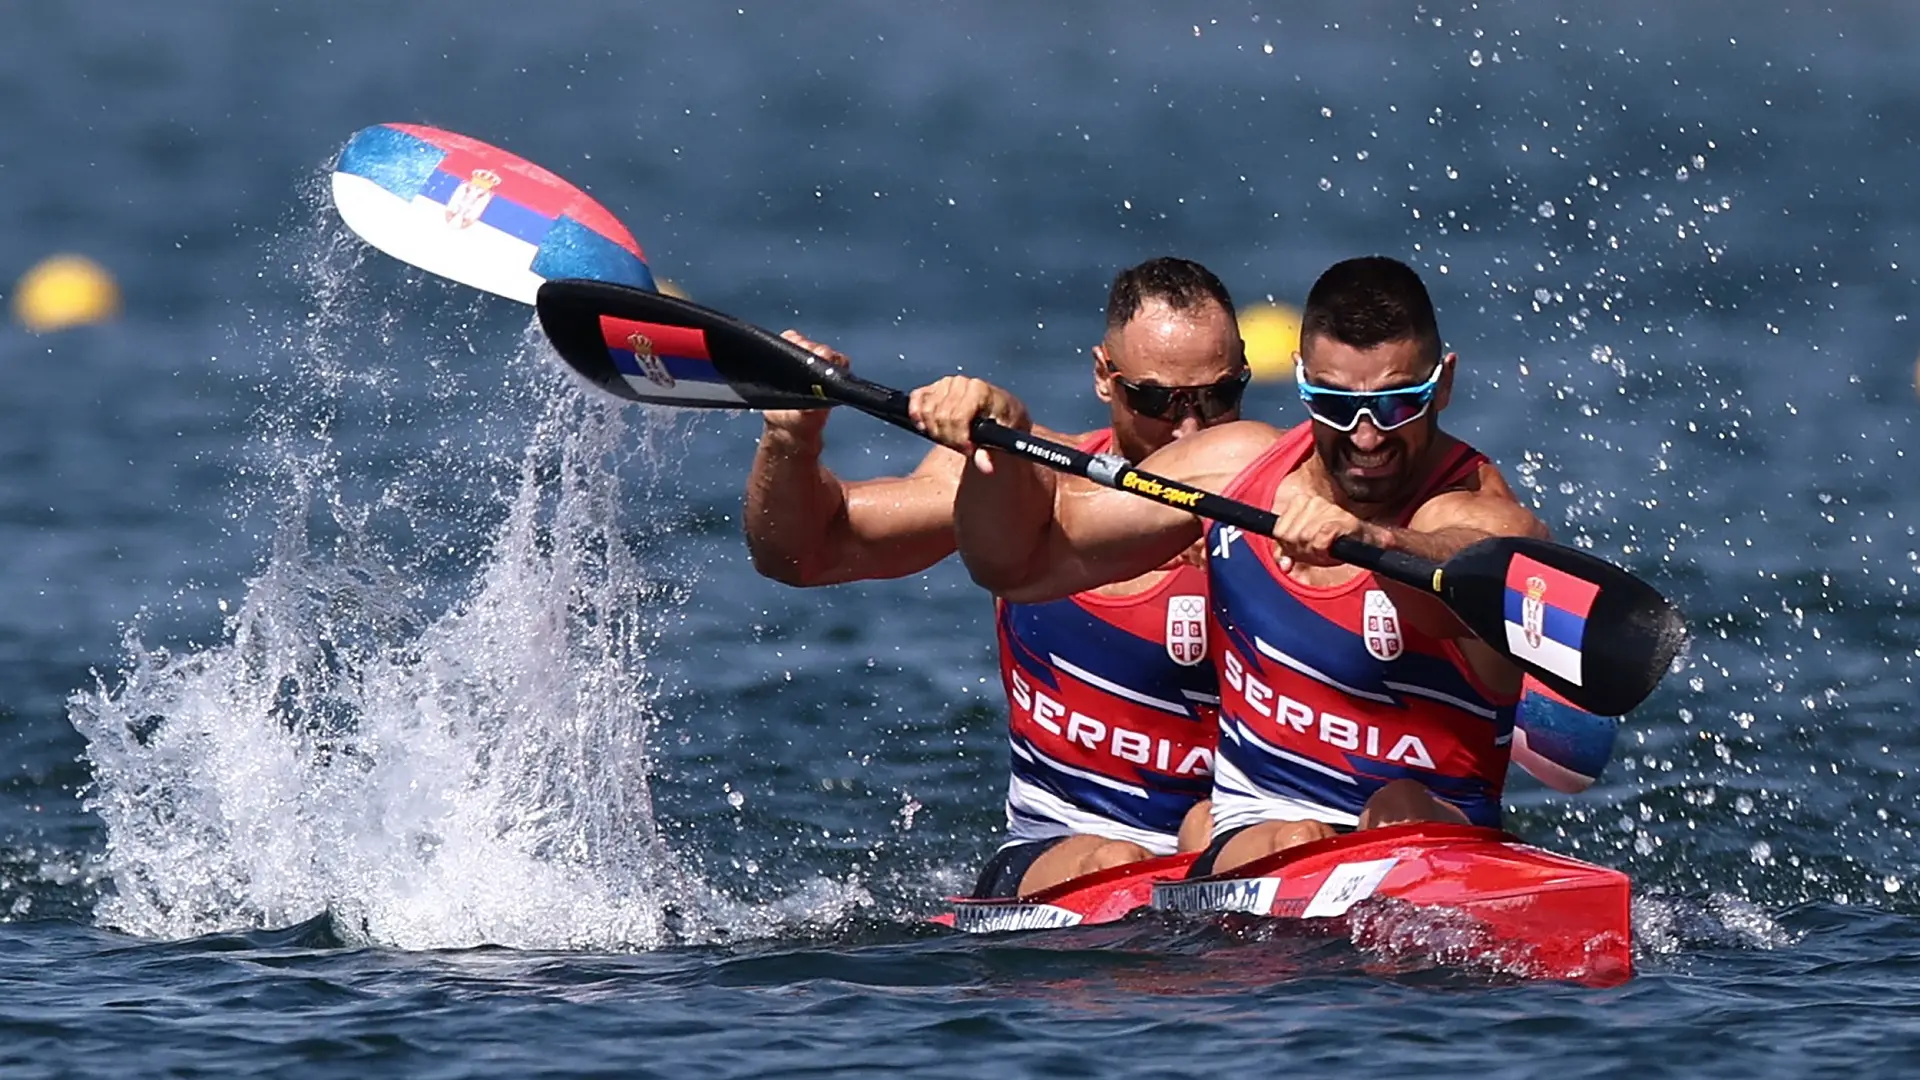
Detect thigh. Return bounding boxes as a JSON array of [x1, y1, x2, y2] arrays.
[[968, 838, 1067, 899], [1016, 834, 1154, 896], [1215, 819, 1338, 874]]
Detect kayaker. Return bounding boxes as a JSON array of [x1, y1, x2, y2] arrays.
[[744, 257, 1247, 897], [924, 255, 1560, 877]]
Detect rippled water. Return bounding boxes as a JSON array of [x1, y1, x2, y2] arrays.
[[4, 2, 1919, 1075]]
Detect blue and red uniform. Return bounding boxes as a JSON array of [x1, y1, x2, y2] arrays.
[[1205, 424, 1518, 832], [992, 430, 1220, 858]]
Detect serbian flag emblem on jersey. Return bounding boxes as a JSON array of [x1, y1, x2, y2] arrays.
[[1503, 554, 1599, 685], [1165, 595, 1207, 666]]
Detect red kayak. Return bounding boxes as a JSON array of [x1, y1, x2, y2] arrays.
[[934, 823, 1632, 985]]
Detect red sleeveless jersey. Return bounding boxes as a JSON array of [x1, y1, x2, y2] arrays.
[[1205, 423, 1518, 830], [995, 430, 1220, 854]]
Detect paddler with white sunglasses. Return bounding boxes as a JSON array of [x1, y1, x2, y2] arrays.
[[917, 255, 1615, 877]]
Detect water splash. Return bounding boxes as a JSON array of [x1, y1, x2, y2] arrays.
[[74, 348, 699, 949], [1632, 892, 1798, 956], [69, 198, 875, 949]]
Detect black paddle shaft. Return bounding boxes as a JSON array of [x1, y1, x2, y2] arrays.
[[533, 279, 1684, 715]]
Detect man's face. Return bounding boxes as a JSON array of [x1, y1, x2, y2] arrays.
[[1093, 297, 1247, 460], [1296, 333, 1453, 507]]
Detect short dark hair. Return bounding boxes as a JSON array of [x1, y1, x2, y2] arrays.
[[1300, 256, 1441, 362], [1105, 257, 1236, 332]]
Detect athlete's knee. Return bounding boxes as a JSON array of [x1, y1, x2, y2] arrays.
[[1079, 839, 1153, 875], [1358, 779, 1465, 829], [1176, 800, 1214, 853], [1215, 818, 1336, 874], [1265, 818, 1338, 851]]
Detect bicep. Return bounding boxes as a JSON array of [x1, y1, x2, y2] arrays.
[[1407, 465, 1550, 541], [993, 480, 1199, 602], [995, 431, 1258, 602], [1390, 473, 1549, 644], [815, 448, 962, 582]]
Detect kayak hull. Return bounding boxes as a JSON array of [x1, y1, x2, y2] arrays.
[[936, 823, 1631, 985]]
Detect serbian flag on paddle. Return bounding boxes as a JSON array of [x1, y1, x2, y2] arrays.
[[594, 315, 745, 405], [1503, 554, 1598, 685]]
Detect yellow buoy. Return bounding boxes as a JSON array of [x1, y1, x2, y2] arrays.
[[13, 254, 121, 333], [1241, 301, 1302, 382]]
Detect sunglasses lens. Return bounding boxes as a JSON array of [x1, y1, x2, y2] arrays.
[[1118, 372, 1247, 421], [1121, 383, 1176, 417], [1302, 394, 1361, 430], [1369, 392, 1429, 429], [1194, 376, 1247, 420]]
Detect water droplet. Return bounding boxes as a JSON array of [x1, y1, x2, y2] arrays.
[[1537, 201, 1556, 219], [1469, 49, 1483, 67]]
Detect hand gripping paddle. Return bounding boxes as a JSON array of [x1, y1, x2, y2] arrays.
[[535, 278, 1687, 717]]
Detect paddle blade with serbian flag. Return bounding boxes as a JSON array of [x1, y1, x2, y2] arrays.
[[1434, 536, 1686, 717], [331, 123, 654, 304], [535, 278, 831, 410]]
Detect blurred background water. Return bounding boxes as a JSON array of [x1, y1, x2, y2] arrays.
[[3, 2, 1919, 1075]]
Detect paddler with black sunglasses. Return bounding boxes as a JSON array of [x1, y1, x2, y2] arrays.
[[745, 257, 1247, 898], [923, 256, 1607, 877]]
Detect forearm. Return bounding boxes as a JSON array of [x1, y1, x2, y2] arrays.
[[744, 422, 847, 586], [1367, 523, 1497, 564], [954, 449, 1060, 594]]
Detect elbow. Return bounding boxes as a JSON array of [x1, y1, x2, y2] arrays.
[[984, 578, 1068, 604], [750, 550, 818, 588], [960, 552, 1068, 603], [959, 551, 1027, 597], [744, 528, 835, 588]]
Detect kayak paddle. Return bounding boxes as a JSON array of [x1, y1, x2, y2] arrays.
[[331, 123, 654, 305], [534, 279, 1686, 716]]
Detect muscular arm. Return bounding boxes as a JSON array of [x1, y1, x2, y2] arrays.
[[956, 421, 1281, 602], [743, 423, 963, 586], [1334, 460, 1550, 697], [1364, 462, 1551, 639]]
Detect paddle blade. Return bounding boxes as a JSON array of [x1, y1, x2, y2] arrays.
[[1439, 537, 1686, 717], [535, 279, 831, 410], [331, 123, 654, 304]]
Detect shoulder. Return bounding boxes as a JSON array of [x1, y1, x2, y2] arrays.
[[1407, 453, 1549, 539], [1138, 420, 1288, 491]]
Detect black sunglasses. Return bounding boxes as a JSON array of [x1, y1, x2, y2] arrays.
[[1108, 366, 1251, 422]]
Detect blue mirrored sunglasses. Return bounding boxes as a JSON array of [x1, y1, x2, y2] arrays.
[[1294, 362, 1443, 432]]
